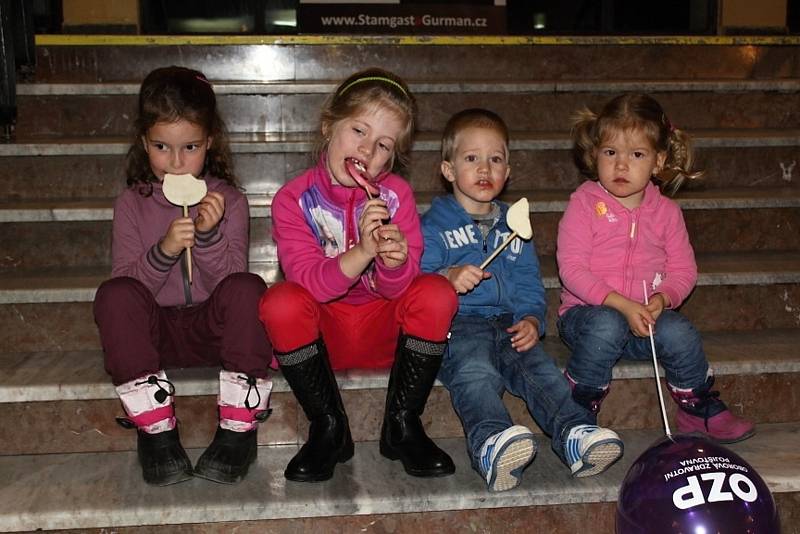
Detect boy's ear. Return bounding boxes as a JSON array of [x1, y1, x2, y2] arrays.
[[441, 160, 456, 183], [206, 136, 213, 150], [141, 135, 149, 153]]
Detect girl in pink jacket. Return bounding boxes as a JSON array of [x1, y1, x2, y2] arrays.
[[258, 68, 458, 483], [556, 93, 753, 443]]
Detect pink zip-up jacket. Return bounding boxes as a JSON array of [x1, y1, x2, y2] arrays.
[[111, 176, 249, 307], [271, 159, 422, 304], [557, 180, 697, 316]]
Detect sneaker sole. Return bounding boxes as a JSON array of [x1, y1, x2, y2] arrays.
[[572, 439, 623, 478], [488, 437, 536, 492]]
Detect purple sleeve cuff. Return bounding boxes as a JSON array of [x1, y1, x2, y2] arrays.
[[194, 226, 221, 248], [147, 243, 180, 272]]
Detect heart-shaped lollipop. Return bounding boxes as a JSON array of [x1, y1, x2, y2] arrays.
[[163, 173, 208, 284], [479, 197, 533, 269]]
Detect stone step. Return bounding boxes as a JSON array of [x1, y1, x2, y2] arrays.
[[0, 253, 798, 352], [1, 208, 798, 272], [15, 80, 800, 136], [32, 39, 800, 84], [0, 421, 797, 532], [0, 330, 797, 456], [1, 131, 798, 202]]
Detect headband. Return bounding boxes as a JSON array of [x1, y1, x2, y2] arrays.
[[338, 76, 408, 98]]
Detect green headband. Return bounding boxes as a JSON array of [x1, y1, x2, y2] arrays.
[[338, 76, 408, 98]]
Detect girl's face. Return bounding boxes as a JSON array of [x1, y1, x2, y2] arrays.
[[595, 128, 666, 209], [324, 105, 405, 188], [142, 119, 211, 181], [441, 126, 510, 215]]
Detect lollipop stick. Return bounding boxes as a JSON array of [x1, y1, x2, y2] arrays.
[[479, 231, 517, 270], [644, 280, 671, 437], [183, 203, 193, 284]]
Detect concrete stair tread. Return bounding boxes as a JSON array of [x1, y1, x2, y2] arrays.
[[2, 187, 799, 222], [0, 422, 796, 532], [3, 129, 800, 157], [2, 329, 799, 403], [18, 78, 800, 96], [1, 251, 799, 304]]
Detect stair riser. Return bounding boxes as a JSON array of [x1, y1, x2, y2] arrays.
[[4, 208, 798, 272], [2, 285, 799, 353], [0, 373, 794, 455], [1, 146, 797, 202], [34, 44, 800, 83], [17, 91, 800, 136]]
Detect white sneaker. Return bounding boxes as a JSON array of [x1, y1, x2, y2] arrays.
[[565, 424, 623, 477], [478, 425, 537, 492]]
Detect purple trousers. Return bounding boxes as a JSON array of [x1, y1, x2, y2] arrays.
[[94, 273, 272, 385]]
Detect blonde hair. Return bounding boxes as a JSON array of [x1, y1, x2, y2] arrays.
[[572, 93, 701, 194], [315, 67, 416, 172]]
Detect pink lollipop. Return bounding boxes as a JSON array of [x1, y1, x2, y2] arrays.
[[345, 157, 380, 198]]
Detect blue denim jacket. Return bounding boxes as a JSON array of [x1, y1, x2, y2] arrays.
[[421, 195, 546, 326]]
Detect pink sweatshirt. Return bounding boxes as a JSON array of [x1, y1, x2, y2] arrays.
[[557, 180, 697, 316], [111, 176, 249, 307], [271, 159, 422, 304]]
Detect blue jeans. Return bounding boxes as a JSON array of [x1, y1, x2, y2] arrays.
[[557, 305, 709, 398], [438, 314, 595, 470]]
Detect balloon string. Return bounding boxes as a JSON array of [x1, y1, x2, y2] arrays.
[[644, 280, 672, 438]]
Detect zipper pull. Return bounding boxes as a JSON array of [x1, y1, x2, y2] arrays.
[[630, 221, 636, 239]]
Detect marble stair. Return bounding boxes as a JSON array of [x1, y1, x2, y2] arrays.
[[0, 37, 799, 532]]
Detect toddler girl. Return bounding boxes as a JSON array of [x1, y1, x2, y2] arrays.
[[557, 93, 753, 443]]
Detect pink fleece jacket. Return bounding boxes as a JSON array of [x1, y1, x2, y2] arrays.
[[271, 159, 422, 304], [557, 180, 697, 316]]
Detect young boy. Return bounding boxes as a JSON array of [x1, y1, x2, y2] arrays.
[[421, 108, 624, 492]]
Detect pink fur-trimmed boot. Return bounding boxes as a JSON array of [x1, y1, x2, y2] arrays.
[[115, 371, 193, 486], [668, 375, 755, 444], [194, 371, 272, 484]]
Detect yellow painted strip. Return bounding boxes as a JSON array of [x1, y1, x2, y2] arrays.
[[35, 34, 800, 47]]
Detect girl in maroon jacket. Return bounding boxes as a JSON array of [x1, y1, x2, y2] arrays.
[[93, 66, 272, 486]]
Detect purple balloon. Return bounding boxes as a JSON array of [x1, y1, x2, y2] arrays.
[[616, 434, 779, 533]]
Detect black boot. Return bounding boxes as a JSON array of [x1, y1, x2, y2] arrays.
[[380, 334, 455, 477], [194, 425, 261, 484], [132, 426, 193, 486], [277, 339, 354, 482]]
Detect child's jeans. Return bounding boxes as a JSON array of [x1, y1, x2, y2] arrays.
[[557, 305, 709, 395], [438, 314, 594, 470]]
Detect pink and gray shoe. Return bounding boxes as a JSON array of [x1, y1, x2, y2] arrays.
[[668, 376, 755, 444]]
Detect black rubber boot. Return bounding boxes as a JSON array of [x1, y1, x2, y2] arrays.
[[194, 426, 260, 484], [276, 339, 354, 482], [134, 427, 193, 486], [379, 334, 455, 477]]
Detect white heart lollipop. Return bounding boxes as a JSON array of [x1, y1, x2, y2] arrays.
[[479, 197, 533, 269], [163, 173, 208, 284]]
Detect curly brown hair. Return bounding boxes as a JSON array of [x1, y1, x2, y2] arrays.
[[125, 66, 237, 194]]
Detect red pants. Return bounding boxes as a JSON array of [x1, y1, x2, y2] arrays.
[[258, 274, 457, 369], [94, 273, 273, 385]]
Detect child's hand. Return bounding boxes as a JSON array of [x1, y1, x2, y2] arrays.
[[375, 224, 408, 268], [645, 293, 669, 322], [446, 265, 491, 294], [160, 216, 195, 257], [356, 198, 391, 258], [195, 191, 225, 233], [507, 316, 540, 352], [620, 300, 656, 337]]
